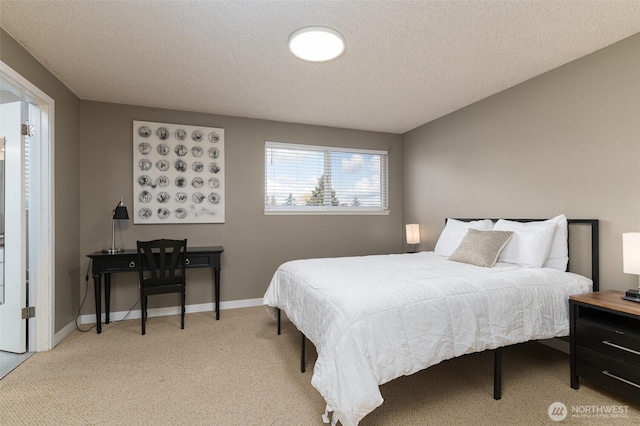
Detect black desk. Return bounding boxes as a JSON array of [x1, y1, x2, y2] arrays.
[[87, 246, 223, 334]]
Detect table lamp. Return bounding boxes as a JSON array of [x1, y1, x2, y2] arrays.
[[406, 224, 420, 253], [622, 232, 640, 302], [103, 200, 129, 254]]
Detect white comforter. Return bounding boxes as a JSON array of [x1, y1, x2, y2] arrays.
[[263, 252, 592, 426]]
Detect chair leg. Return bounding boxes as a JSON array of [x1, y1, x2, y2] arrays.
[[181, 289, 185, 329], [141, 294, 147, 335]]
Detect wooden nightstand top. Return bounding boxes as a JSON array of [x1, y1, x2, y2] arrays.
[[570, 290, 640, 317]]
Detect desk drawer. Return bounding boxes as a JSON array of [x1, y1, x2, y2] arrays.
[[576, 320, 640, 366], [103, 256, 139, 272], [184, 254, 211, 268], [102, 256, 211, 272], [94, 250, 217, 274]]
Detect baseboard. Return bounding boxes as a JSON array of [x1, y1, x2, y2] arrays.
[[53, 319, 77, 348], [48, 298, 264, 351], [78, 297, 265, 325]]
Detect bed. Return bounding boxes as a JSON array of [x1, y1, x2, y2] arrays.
[[263, 216, 599, 426]]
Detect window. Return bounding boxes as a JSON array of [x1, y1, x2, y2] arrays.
[[265, 142, 388, 214]]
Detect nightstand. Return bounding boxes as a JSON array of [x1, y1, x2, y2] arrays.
[[570, 290, 640, 402]]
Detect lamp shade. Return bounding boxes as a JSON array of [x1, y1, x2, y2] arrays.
[[406, 224, 420, 245], [623, 232, 640, 275], [113, 201, 129, 220]]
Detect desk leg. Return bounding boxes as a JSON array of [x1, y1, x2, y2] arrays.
[[92, 273, 102, 334], [214, 266, 221, 320], [105, 273, 111, 324]]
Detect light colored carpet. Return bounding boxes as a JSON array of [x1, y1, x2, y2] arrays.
[[1, 306, 638, 425]]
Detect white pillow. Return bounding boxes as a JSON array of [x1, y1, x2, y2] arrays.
[[493, 219, 557, 268], [434, 219, 494, 257], [541, 214, 568, 270]]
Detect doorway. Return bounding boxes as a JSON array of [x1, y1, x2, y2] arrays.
[[0, 60, 54, 378]]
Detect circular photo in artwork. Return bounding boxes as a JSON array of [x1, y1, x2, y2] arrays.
[[138, 142, 152, 155], [157, 127, 170, 140], [156, 175, 169, 187], [208, 192, 220, 204], [156, 159, 170, 171], [192, 162, 204, 173], [191, 146, 203, 157], [138, 208, 152, 219], [208, 147, 219, 158], [175, 159, 187, 172], [158, 208, 170, 219], [157, 143, 170, 156], [208, 162, 220, 173], [175, 129, 187, 140], [175, 176, 187, 188], [191, 177, 204, 188], [139, 159, 152, 171], [157, 192, 170, 203], [192, 193, 205, 204], [175, 144, 188, 156], [175, 192, 188, 203], [139, 191, 152, 203], [208, 177, 220, 188], [208, 131, 220, 143], [138, 175, 152, 187], [138, 126, 152, 138], [175, 208, 187, 219], [192, 130, 203, 142]]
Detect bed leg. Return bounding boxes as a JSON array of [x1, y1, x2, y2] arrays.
[[494, 348, 502, 400], [301, 332, 306, 373], [277, 308, 281, 335]]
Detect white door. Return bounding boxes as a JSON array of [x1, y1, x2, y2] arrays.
[[0, 101, 28, 353]]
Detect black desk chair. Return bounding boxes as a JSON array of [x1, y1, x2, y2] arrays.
[[136, 239, 188, 335]]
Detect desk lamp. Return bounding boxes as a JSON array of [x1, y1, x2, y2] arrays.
[[103, 200, 129, 254], [406, 224, 420, 253], [622, 232, 640, 302]]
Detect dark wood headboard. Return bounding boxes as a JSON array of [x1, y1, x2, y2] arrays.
[[449, 218, 599, 291]]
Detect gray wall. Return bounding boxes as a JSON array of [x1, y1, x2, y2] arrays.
[[0, 29, 82, 333], [402, 34, 640, 292], [80, 102, 403, 314]]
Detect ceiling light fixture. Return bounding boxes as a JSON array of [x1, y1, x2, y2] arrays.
[[289, 26, 345, 62]]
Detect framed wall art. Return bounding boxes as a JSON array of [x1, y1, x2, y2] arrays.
[[133, 120, 225, 224]]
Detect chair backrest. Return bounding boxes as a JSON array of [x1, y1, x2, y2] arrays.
[[136, 239, 187, 283]]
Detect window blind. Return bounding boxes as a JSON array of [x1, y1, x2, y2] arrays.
[[265, 142, 388, 214]]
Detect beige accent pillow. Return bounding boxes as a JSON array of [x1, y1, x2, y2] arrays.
[[448, 229, 514, 268]]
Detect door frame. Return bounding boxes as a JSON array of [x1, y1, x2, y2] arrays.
[[1, 60, 55, 352]]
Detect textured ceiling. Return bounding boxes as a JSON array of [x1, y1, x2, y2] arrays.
[[1, 1, 640, 134]]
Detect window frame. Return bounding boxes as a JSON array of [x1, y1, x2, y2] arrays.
[[264, 141, 390, 215]]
